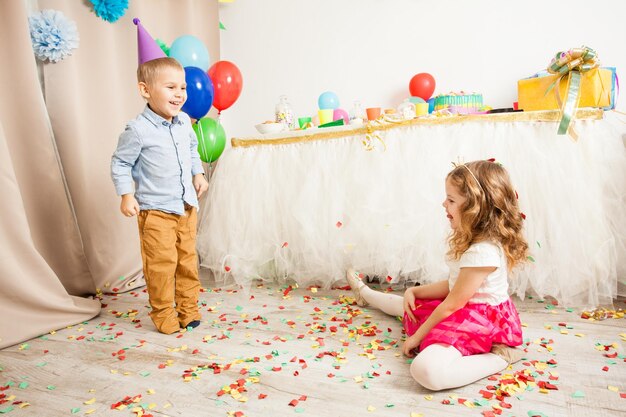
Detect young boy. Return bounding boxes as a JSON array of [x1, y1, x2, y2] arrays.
[[111, 57, 209, 334]]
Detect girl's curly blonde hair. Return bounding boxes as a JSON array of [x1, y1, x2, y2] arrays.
[[446, 160, 528, 271]]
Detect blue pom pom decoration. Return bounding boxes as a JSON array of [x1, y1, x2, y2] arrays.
[[28, 10, 80, 63], [89, 0, 129, 23]]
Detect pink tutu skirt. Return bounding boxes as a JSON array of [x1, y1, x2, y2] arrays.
[[403, 297, 522, 356]]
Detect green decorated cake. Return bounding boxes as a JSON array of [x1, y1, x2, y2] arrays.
[[434, 92, 484, 114]]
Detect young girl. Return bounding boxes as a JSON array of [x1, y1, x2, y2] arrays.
[[346, 160, 529, 391]]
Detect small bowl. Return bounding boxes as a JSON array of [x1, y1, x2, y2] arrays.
[[255, 122, 285, 134]]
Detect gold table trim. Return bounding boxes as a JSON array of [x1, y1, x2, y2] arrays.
[[231, 108, 604, 148]]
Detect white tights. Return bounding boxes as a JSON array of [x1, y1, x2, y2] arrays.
[[358, 284, 508, 391]]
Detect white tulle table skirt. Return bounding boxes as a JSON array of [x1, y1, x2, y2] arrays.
[[197, 111, 626, 307]]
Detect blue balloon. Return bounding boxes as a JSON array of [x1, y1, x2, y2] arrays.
[[169, 35, 210, 71], [318, 91, 340, 110], [182, 66, 214, 119], [427, 97, 435, 113]]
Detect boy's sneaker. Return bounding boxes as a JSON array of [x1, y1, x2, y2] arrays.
[[185, 320, 201, 329]]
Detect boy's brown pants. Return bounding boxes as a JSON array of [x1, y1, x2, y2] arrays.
[[137, 206, 201, 334]]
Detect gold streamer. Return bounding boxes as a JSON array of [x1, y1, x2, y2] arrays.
[[231, 109, 603, 148]]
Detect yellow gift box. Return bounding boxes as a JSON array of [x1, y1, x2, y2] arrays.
[[518, 67, 614, 111]]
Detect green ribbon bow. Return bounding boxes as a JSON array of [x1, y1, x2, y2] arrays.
[[546, 46, 600, 136]]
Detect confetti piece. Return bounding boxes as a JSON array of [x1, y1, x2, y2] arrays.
[[70, 408, 80, 414], [336, 221, 343, 228], [84, 398, 96, 405], [571, 390, 585, 398], [367, 405, 375, 412], [608, 385, 619, 392]]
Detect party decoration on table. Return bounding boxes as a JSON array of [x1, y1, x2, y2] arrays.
[[409, 73, 436, 101], [169, 35, 211, 71], [28, 10, 79, 63], [433, 92, 484, 114], [276, 95, 295, 129], [208, 60, 243, 114], [133, 18, 166, 65], [333, 108, 349, 124], [427, 97, 435, 113], [193, 117, 226, 163], [408, 96, 426, 104], [89, 0, 128, 23], [318, 119, 344, 128], [518, 46, 615, 140], [318, 91, 340, 110], [397, 99, 416, 120], [546, 46, 600, 136], [349, 101, 366, 124], [155, 38, 170, 56], [298, 117, 312, 130], [182, 66, 214, 119], [256, 121, 286, 134], [365, 107, 381, 121], [361, 120, 387, 152]]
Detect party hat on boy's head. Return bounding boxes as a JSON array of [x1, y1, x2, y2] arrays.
[[133, 18, 166, 65]]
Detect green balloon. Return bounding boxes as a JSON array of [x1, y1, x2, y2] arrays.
[[192, 117, 226, 163]]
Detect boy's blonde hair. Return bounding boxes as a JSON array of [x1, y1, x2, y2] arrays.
[[446, 160, 528, 271], [137, 57, 183, 86]]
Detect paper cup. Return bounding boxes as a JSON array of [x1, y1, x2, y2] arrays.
[[366, 107, 381, 120], [298, 117, 312, 129], [415, 102, 429, 116], [318, 109, 334, 125]]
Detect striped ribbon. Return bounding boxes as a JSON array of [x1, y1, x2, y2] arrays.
[[546, 46, 600, 136]]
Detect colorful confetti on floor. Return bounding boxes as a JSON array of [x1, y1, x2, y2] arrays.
[[1, 281, 624, 416]]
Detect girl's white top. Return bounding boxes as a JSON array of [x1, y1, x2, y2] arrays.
[[447, 241, 509, 305]]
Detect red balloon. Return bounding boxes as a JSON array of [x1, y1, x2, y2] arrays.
[[208, 61, 243, 113], [409, 73, 436, 101]]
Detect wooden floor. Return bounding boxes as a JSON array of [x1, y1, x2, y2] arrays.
[[1, 272, 625, 417]]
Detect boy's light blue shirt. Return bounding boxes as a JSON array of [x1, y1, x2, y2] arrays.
[[111, 105, 204, 215]]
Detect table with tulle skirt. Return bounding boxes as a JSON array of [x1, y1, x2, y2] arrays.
[[197, 109, 626, 308]]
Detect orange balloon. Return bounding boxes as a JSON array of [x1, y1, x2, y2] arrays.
[[409, 73, 436, 101]]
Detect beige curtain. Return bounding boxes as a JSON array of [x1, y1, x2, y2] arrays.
[[0, 0, 219, 348]]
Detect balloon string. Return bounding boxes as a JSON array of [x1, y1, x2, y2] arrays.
[[197, 120, 209, 162]]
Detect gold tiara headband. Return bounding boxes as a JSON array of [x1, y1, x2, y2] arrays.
[[451, 160, 484, 194]]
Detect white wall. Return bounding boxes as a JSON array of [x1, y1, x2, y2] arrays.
[[218, 0, 625, 138]]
